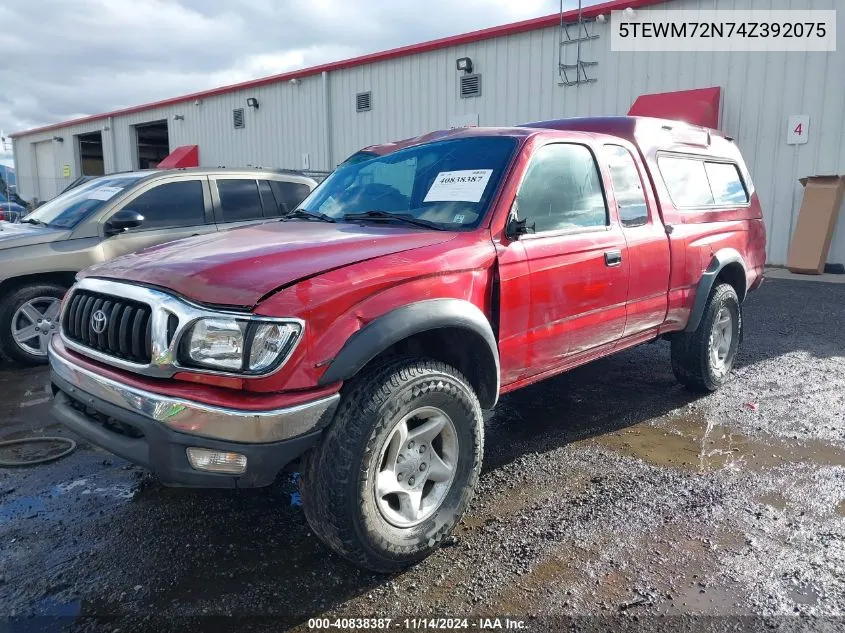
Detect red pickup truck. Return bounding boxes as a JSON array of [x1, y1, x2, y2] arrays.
[[50, 116, 766, 571]]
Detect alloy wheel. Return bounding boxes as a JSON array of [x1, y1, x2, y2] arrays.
[[709, 306, 733, 376], [374, 406, 459, 527], [12, 297, 61, 357]]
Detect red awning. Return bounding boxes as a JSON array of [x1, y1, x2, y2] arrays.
[[157, 145, 199, 169], [628, 87, 721, 129]]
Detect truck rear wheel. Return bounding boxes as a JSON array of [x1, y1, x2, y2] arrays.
[[300, 358, 483, 572], [671, 283, 741, 392]]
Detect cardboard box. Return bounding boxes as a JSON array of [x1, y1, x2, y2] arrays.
[[786, 175, 845, 274]]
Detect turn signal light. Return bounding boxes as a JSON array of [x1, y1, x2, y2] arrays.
[[186, 448, 247, 474]]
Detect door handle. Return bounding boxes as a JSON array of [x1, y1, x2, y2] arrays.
[[604, 250, 622, 267]]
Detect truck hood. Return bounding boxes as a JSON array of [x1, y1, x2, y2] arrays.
[[0, 222, 69, 248], [83, 221, 457, 307]]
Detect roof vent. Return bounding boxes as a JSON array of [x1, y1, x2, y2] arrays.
[[356, 91, 372, 112], [233, 108, 245, 129], [460, 74, 482, 98]]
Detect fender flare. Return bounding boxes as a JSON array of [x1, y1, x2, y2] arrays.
[[685, 248, 747, 333], [318, 299, 500, 408]]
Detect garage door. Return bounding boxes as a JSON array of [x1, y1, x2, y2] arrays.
[[34, 140, 56, 201]]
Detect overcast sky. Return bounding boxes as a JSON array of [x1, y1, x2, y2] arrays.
[[0, 0, 594, 168]]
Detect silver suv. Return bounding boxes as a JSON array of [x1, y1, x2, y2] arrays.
[[0, 168, 317, 365]]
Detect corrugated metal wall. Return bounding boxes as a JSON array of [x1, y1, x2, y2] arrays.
[[12, 0, 845, 265]]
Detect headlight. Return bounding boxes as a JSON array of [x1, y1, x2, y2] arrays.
[[249, 322, 301, 372], [181, 317, 302, 374]]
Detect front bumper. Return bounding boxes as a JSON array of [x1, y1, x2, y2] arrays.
[[49, 340, 339, 488]]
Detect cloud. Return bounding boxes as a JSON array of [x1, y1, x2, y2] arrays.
[[0, 0, 591, 166]]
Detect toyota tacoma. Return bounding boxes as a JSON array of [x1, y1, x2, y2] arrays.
[[50, 117, 766, 571]]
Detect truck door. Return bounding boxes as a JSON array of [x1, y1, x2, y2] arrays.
[[513, 142, 629, 371], [601, 144, 671, 336]]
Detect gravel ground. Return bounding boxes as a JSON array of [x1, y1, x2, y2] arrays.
[[0, 277, 843, 632]]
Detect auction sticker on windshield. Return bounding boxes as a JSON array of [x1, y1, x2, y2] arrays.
[[87, 186, 125, 201], [424, 170, 492, 203]]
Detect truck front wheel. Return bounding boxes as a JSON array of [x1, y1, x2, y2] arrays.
[[671, 283, 741, 392], [300, 358, 483, 572]]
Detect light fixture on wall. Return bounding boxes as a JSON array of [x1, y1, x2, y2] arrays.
[[52, 135, 64, 142], [246, 97, 260, 109], [289, 78, 301, 86], [173, 114, 185, 121], [456, 57, 473, 74]]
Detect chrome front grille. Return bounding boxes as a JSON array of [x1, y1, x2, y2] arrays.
[[57, 278, 303, 380], [62, 290, 153, 363]]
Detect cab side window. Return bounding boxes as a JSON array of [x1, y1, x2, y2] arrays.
[[603, 145, 648, 227], [516, 144, 608, 233], [122, 180, 205, 230]]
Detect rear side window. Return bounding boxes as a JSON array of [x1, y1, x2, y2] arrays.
[[657, 156, 715, 207], [658, 155, 749, 209], [269, 180, 313, 215], [124, 180, 205, 230], [602, 145, 648, 227], [516, 143, 608, 233], [704, 162, 749, 205], [217, 179, 263, 222]]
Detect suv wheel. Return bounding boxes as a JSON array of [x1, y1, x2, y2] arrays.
[[0, 284, 66, 365], [671, 283, 741, 392], [300, 358, 483, 572]]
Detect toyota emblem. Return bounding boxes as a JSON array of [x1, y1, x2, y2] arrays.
[[91, 310, 108, 334]]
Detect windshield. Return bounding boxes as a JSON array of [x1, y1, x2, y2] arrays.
[[338, 150, 379, 168], [301, 136, 517, 229], [22, 175, 144, 229]]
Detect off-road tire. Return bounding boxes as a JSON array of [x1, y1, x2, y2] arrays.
[[671, 283, 741, 392], [300, 358, 483, 572], [0, 283, 67, 365]]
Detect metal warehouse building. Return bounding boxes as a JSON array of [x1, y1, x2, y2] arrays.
[[10, 0, 845, 266]]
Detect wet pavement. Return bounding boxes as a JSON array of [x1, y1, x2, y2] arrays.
[[1, 278, 844, 630]]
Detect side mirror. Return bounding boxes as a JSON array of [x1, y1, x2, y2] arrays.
[[505, 210, 534, 240], [105, 209, 144, 236]]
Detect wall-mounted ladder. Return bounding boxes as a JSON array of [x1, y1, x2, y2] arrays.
[[558, 0, 599, 86]]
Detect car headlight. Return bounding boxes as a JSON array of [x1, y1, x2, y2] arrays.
[[181, 317, 302, 374]]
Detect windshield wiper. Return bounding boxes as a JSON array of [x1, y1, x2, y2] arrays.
[[281, 208, 336, 223], [343, 211, 444, 230], [20, 218, 49, 227]]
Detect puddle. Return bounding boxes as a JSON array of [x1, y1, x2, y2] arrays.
[[488, 553, 585, 614], [461, 469, 591, 534], [662, 582, 743, 614], [0, 368, 51, 404], [0, 423, 65, 443], [0, 475, 137, 523], [756, 492, 788, 511], [788, 585, 820, 606], [0, 494, 46, 521], [34, 596, 82, 617], [588, 411, 845, 473]]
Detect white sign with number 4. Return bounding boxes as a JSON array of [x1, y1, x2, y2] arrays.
[[787, 115, 809, 145]]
